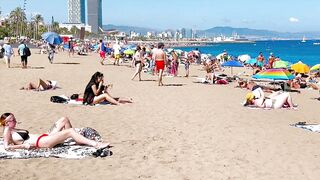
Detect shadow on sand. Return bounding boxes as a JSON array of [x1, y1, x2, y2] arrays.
[[54, 62, 80, 65]]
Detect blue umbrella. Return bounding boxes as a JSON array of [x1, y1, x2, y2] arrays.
[[41, 32, 63, 45], [221, 60, 243, 75]]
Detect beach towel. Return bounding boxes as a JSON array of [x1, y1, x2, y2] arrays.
[[51, 95, 112, 106], [292, 122, 320, 133], [0, 128, 111, 159]]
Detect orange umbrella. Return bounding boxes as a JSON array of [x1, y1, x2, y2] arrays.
[[290, 61, 310, 74]]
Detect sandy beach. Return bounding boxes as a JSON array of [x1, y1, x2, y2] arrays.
[[1, 49, 320, 180]]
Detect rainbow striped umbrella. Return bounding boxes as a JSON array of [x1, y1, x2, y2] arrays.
[[310, 64, 320, 72], [252, 68, 294, 81]]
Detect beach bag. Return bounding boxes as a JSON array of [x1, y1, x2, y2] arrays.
[[23, 45, 31, 56], [50, 96, 67, 103]]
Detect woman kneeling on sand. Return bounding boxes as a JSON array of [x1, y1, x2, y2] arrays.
[[1, 113, 109, 150], [243, 91, 297, 109], [83, 72, 133, 105], [20, 79, 57, 91]]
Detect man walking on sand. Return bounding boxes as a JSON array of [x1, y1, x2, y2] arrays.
[[18, 40, 29, 69], [152, 42, 167, 86], [98, 39, 107, 65]]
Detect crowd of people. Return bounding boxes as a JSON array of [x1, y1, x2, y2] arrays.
[[1, 37, 319, 153]]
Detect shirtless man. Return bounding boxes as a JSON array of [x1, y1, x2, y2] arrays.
[[152, 42, 166, 86]]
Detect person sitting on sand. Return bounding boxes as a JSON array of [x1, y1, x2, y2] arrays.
[[20, 79, 57, 91], [243, 91, 297, 109], [83, 72, 133, 105], [1, 113, 109, 150]]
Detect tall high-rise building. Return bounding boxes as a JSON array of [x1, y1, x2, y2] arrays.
[[87, 0, 103, 34], [68, 0, 86, 24]]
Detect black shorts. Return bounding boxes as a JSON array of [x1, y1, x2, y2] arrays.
[[21, 56, 28, 63]]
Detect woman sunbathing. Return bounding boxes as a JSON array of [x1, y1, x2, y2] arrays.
[[20, 79, 57, 91], [1, 113, 109, 150], [243, 90, 297, 109], [83, 72, 133, 105]]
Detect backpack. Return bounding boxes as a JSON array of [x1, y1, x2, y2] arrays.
[[23, 45, 31, 56], [50, 96, 68, 103]]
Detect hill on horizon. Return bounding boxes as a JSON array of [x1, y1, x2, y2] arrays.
[[103, 24, 320, 39]]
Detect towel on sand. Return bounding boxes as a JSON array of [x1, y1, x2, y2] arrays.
[[292, 122, 320, 133]]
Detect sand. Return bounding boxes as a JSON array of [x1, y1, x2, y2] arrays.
[[1, 49, 320, 180]]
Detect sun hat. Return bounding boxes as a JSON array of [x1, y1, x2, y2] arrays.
[[242, 92, 255, 106]]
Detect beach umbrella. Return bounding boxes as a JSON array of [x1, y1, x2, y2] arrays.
[[310, 64, 320, 72], [290, 61, 310, 74], [245, 58, 257, 65], [123, 49, 135, 55], [221, 60, 243, 75], [238, 54, 251, 62], [252, 68, 294, 81], [41, 32, 63, 45], [273, 60, 289, 69]]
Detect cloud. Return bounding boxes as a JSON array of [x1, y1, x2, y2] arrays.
[[289, 17, 299, 23]]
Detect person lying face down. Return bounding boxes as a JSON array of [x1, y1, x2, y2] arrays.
[[243, 91, 297, 109], [0, 113, 110, 150]]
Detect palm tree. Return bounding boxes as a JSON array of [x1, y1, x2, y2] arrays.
[[9, 7, 26, 37], [51, 21, 60, 33], [70, 26, 79, 37], [32, 14, 43, 40]]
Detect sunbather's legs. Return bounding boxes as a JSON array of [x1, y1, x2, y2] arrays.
[[39, 128, 109, 148], [273, 92, 294, 109], [38, 78, 49, 90], [93, 93, 120, 105], [48, 117, 73, 135]]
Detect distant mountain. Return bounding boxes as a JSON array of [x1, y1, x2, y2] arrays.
[[103, 24, 320, 39], [103, 24, 158, 35], [200, 26, 320, 39]]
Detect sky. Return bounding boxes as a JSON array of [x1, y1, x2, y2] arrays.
[[1, 0, 320, 32]]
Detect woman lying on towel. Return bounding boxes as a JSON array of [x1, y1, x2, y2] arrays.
[[83, 72, 133, 105], [243, 89, 297, 109], [0, 113, 109, 150], [20, 79, 57, 91]]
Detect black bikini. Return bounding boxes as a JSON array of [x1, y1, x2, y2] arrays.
[[16, 130, 30, 141]]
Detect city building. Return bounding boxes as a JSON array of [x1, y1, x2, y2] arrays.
[[180, 28, 186, 38], [67, 0, 86, 24], [87, 0, 103, 34], [59, 23, 92, 32]]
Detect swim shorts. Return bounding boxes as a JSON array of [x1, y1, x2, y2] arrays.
[[155, 61, 165, 71]]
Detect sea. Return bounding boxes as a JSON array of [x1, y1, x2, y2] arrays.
[[178, 40, 320, 66]]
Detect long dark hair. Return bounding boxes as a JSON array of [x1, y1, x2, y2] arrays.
[[88, 72, 103, 85]]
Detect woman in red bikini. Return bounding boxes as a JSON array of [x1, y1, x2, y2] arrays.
[[0, 113, 109, 150]]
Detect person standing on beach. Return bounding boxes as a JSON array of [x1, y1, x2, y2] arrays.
[[256, 52, 265, 69], [68, 39, 74, 57], [152, 43, 167, 86], [131, 46, 145, 81], [3, 39, 14, 68], [47, 43, 56, 64], [98, 39, 106, 65], [18, 40, 29, 69], [268, 53, 275, 69], [113, 41, 121, 66]]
